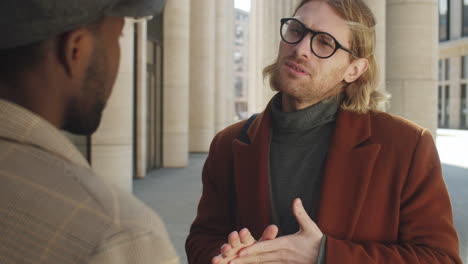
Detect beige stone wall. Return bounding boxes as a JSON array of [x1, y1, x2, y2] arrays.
[[386, 0, 438, 135], [225, 0, 237, 125], [163, 0, 190, 167], [91, 18, 135, 192], [135, 21, 148, 178], [364, 0, 386, 95], [189, 0, 216, 152]]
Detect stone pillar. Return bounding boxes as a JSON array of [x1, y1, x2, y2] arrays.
[[215, 0, 227, 132], [363, 0, 386, 95], [248, 0, 258, 114], [91, 18, 135, 192], [163, 0, 190, 167], [135, 20, 148, 178], [225, 0, 236, 125], [262, 0, 278, 107], [189, 0, 216, 152], [386, 0, 438, 135]]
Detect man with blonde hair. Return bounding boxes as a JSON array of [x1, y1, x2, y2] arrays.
[[186, 0, 461, 263]]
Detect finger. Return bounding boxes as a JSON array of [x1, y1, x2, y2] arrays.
[[221, 244, 233, 257], [228, 231, 241, 248], [238, 237, 284, 258], [239, 228, 255, 245], [292, 198, 316, 233], [212, 255, 222, 264], [230, 251, 278, 264], [259, 225, 279, 241]]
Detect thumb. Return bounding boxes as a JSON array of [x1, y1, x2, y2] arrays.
[[293, 198, 316, 234], [259, 225, 278, 241]]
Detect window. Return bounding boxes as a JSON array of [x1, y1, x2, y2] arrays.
[[462, 56, 468, 79], [445, 58, 450, 80], [439, 59, 443, 81], [445, 85, 450, 127], [235, 77, 243, 97], [438, 86, 443, 127], [462, 85, 467, 129], [440, 0, 450, 41], [463, 0, 468, 36]]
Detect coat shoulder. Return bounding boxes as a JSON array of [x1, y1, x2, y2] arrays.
[[212, 119, 248, 146], [369, 111, 430, 143]]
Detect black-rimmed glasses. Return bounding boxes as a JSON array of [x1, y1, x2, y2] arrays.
[[280, 18, 353, 59]]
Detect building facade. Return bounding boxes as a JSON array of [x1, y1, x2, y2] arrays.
[[438, 0, 468, 129]]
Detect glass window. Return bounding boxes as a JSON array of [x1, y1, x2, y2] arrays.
[[439, 59, 443, 81], [440, 0, 450, 41], [462, 56, 468, 79], [461, 85, 467, 129], [445, 85, 450, 127], [235, 77, 243, 97], [438, 86, 443, 127], [445, 58, 450, 80], [463, 0, 468, 36]]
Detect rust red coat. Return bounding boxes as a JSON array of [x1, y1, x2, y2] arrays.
[[186, 105, 461, 264]]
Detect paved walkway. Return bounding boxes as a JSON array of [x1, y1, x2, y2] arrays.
[[134, 130, 468, 264]]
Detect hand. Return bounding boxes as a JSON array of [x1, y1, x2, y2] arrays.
[[212, 225, 279, 264], [231, 198, 324, 264]]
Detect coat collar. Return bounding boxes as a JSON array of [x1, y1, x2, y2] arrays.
[[232, 101, 381, 239], [0, 99, 91, 169]]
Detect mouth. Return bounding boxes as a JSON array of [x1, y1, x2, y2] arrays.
[[284, 61, 308, 75]]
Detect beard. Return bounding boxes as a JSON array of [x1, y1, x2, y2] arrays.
[[63, 50, 108, 135], [270, 55, 346, 104]]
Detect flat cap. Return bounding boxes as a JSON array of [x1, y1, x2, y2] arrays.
[[0, 0, 166, 49]]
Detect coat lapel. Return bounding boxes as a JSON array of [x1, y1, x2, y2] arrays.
[[317, 109, 381, 240], [231, 108, 272, 239]]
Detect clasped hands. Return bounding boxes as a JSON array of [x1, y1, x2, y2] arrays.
[[212, 198, 324, 264]]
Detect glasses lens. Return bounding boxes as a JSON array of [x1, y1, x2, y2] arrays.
[[312, 33, 337, 58], [281, 19, 304, 44]]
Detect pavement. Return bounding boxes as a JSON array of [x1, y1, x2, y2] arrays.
[[134, 129, 468, 264]]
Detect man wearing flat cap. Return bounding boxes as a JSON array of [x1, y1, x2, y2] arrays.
[[0, 0, 178, 263]]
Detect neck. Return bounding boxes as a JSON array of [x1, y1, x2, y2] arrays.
[[281, 94, 321, 112], [0, 76, 67, 129]]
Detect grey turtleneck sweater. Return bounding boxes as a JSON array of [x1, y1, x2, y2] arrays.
[[269, 93, 339, 235]]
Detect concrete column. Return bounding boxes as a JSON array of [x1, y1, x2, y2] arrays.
[[226, 0, 236, 125], [91, 18, 135, 192], [163, 0, 190, 167], [363, 0, 386, 95], [189, 0, 216, 152], [262, 0, 278, 107], [386, 0, 438, 135], [257, 0, 266, 112], [135, 20, 148, 178], [248, 0, 258, 114], [215, 0, 228, 132]]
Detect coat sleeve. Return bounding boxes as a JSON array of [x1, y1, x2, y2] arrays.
[[185, 132, 238, 264], [324, 130, 462, 264]]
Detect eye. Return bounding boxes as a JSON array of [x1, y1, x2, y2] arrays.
[[317, 35, 334, 48]]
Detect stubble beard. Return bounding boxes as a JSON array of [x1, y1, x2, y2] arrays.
[[63, 50, 107, 135], [271, 57, 346, 104]]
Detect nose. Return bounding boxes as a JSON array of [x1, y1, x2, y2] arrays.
[[293, 33, 313, 59]]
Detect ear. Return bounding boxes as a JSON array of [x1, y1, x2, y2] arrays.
[[343, 58, 368, 83], [59, 28, 95, 78]]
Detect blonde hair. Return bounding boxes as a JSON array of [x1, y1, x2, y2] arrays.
[[263, 0, 387, 113]]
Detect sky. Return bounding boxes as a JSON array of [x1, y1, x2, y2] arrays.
[[235, 0, 251, 12]]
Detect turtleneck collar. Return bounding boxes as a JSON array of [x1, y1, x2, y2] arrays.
[[270, 93, 340, 132]]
